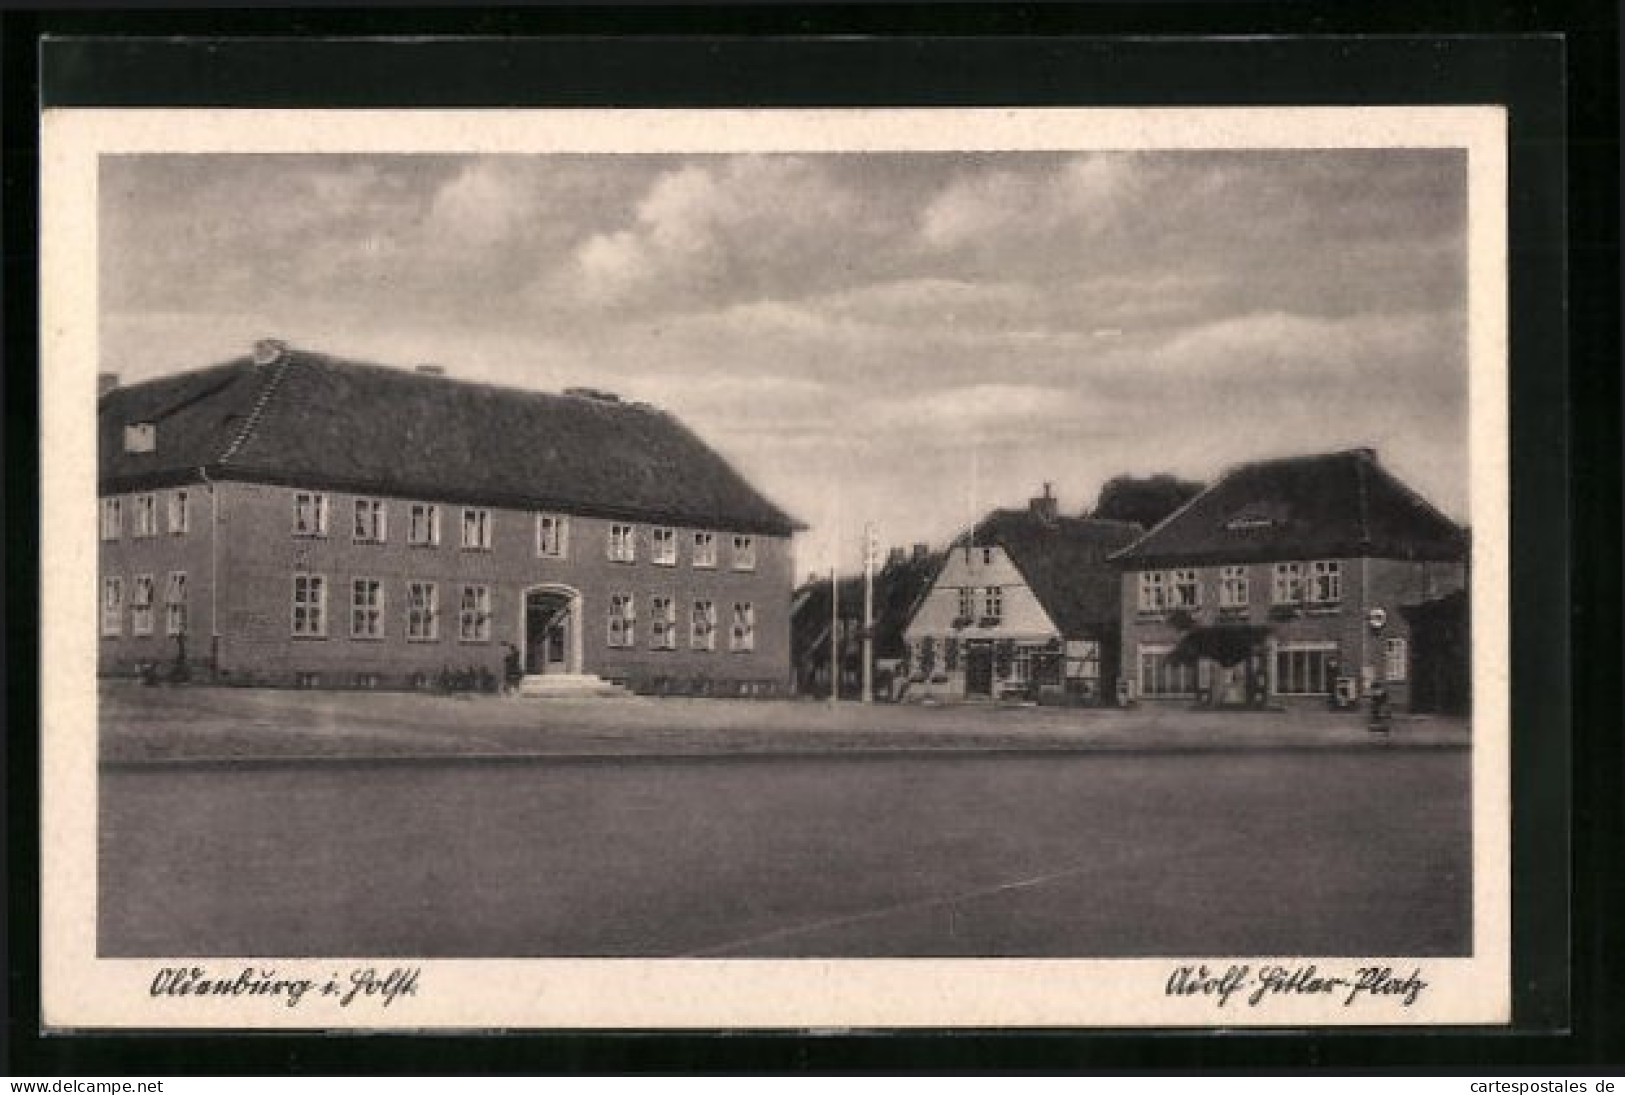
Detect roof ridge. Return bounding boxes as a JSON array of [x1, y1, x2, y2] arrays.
[[217, 353, 297, 465], [1107, 475, 1220, 562]]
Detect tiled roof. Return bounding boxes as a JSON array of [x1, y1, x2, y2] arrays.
[[98, 347, 801, 536], [1110, 448, 1466, 566], [961, 509, 1143, 634]]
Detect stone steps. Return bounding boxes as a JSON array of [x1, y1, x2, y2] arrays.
[[517, 673, 634, 699]]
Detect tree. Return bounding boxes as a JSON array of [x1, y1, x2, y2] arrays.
[[1092, 473, 1205, 529]]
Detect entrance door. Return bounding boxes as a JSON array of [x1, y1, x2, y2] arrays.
[[965, 642, 994, 697], [525, 591, 573, 675], [1218, 662, 1249, 706]]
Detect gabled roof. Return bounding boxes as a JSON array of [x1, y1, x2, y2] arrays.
[[1110, 448, 1466, 567], [958, 509, 1143, 634], [98, 347, 801, 536]]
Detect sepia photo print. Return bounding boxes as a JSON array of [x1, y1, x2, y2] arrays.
[[41, 106, 1511, 1029]]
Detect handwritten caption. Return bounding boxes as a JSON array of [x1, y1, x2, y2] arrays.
[[1165, 963, 1428, 1009], [150, 965, 420, 1009]]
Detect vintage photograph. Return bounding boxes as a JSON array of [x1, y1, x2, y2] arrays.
[[43, 108, 1510, 1027]]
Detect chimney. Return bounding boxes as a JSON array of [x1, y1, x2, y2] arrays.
[[911, 542, 930, 562], [1030, 482, 1059, 526], [97, 373, 120, 397], [885, 546, 906, 569], [251, 339, 288, 366], [415, 364, 446, 377]]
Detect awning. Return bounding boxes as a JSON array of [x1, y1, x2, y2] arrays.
[[1168, 624, 1272, 667]]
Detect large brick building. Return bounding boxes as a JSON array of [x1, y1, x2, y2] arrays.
[[97, 342, 800, 694], [1111, 448, 1468, 711]]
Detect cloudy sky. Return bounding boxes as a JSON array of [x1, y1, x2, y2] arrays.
[[100, 150, 1467, 573]]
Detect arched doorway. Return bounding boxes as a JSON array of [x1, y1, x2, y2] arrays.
[[521, 585, 582, 676]]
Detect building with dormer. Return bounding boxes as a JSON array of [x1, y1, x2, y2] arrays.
[[97, 341, 801, 695], [1110, 448, 1469, 710]]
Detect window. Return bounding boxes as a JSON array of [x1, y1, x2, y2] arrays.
[[1009, 646, 1033, 685], [293, 492, 329, 537], [101, 576, 123, 636], [652, 526, 677, 566], [1065, 639, 1101, 683], [608, 524, 636, 563], [537, 514, 568, 558], [650, 595, 676, 650], [408, 503, 440, 547], [353, 499, 387, 544], [1219, 565, 1249, 608], [1383, 637, 1409, 682], [168, 490, 190, 535], [1274, 643, 1337, 694], [981, 547, 995, 566], [1138, 570, 1168, 612], [1171, 569, 1201, 609], [123, 422, 157, 453], [406, 581, 439, 641], [461, 508, 492, 551], [292, 575, 327, 637], [458, 584, 492, 642], [692, 531, 717, 568], [133, 494, 158, 538], [1139, 645, 1196, 697], [607, 593, 636, 647], [100, 498, 122, 541], [691, 599, 717, 651], [1306, 560, 1343, 605], [982, 586, 1003, 620], [732, 535, 757, 571], [731, 602, 756, 652], [164, 572, 187, 636], [350, 579, 384, 639], [957, 587, 976, 619], [1272, 562, 1304, 604], [131, 574, 155, 635]]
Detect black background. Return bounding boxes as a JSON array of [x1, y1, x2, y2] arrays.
[[4, 1, 1619, 1076]]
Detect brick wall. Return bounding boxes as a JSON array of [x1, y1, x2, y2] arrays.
[[97, 486, 218, 677], [1120, 556, 1468, 709], [101, 480, 794, 693]]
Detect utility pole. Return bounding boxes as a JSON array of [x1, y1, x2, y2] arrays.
[[862, 523, 877, 704], [829, 563, 839, 703]]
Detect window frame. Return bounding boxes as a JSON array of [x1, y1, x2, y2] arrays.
[[100, 497, 122, 541], [1219, 565, 1250, 608], [536, 513, 569, 559], [291, 574, 328, 638], [101, 576, 124, 636], [1273, 641, 1339, 695], [1170, 568, 1201, 609], [1138, 643, 1197, 697], [650, 595, 677, 650], [731, 534, 757, 572], [983, 585, 1003, 621], [458, 583, 493, 643], [1272, 561, 1305, 605], [352, 498, 388, 545], [730, 601, 756, 652], [349, 578, 385, 640], [1306, 559, 1343, 605], [168, 490, 189, 536], [293, 492, 330, 538], [460, 508, 493, 552], [957, 587, 976, 618], [692, 531, 717, 569], [406, 580, 440, 642], [608, 523, 637, 564], [1138, 570, 1168, 612], [607, 592, 636, 648], [1383, 636, 1409, 682], [407, 502, 441, 547], [130, 574, 156, 635], [652, 526, 677, 567], [164, 571, 188, 637], [691, 599, 717, 651], [132, 494, 159, 539]]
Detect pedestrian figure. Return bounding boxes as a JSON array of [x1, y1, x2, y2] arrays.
[[502, 642, 522, 697], [1368, 679, 1392, 734]]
